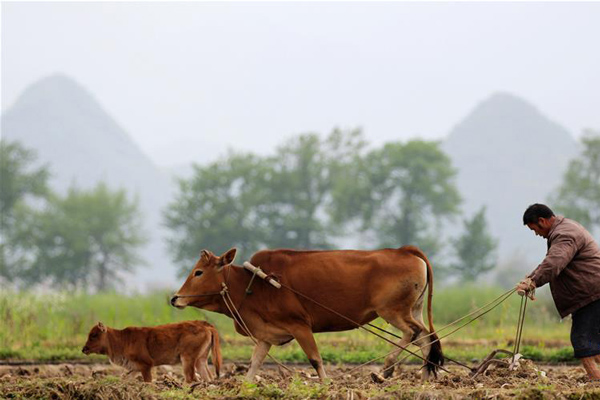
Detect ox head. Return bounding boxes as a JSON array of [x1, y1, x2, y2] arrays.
[[171, 248, 237, 311], [82, 322, 108, 355]]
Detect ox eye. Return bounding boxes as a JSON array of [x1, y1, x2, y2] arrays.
[[194, 270, 203, 277]]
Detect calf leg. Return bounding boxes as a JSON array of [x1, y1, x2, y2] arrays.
[[195, 356, 213, 381], [128, 355, 153, 383], [246, 340, 272, 380], [291, 325, 327, 379], [137, 364, 153, 383], [181, 355, 197, 383], [194, 340, 214, 381]]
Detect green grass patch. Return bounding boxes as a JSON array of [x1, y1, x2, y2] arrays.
[[0, 286, 573, 364]]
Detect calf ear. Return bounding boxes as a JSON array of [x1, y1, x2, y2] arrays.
[[97, 322, 107, 332], [219, 248, 237, 267]]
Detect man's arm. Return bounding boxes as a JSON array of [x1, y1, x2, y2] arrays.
[[527, 234, 579, 287]]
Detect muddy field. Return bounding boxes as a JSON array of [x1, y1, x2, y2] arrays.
[[1, 361, 599, 399]]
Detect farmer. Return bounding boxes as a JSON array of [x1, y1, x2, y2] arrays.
[[517, 204, 600, 380]]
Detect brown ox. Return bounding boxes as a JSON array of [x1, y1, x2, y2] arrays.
[[171, 246, 443, 380], [82, 320, 222, 383]]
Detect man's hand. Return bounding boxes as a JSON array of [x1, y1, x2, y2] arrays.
[[516, 277, 536, 300]]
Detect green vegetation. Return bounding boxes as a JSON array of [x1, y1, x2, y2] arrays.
[[165, 131, 468, 278], [1, 139, 147, 291], [450, 207, 498, 281], [28, 183, 147, 291], [346, 139, 462, 258], [0, 286, 572, 364], [0, 140, 49, 283], [164, 129, 367, 274], [553, 130, 600, 235]]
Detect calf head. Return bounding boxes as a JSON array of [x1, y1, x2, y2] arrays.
[[82, 322, 108, 355], [171, 248, 237, 311]]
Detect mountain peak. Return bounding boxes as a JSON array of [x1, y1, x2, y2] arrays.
[[446, 92, 573, 145], [1, 73, 161, 188], [470, 92, 542, 121], [1, 73, 176, 289], [12, 73, 95, 111], [442, 92, 579, 266]]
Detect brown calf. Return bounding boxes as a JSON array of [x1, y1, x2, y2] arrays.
[[82, 320, 221, 383]]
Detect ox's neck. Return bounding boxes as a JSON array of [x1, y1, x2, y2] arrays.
[[215, 264, 252, 318]]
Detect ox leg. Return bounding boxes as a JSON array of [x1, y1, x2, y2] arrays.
[[378, 310, 421, 379], [292, 326, 327, 379], [412, 328, 437, 382], [246, 340, 272, 380]]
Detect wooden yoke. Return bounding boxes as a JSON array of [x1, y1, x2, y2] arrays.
[[243, 262, 282, 289]]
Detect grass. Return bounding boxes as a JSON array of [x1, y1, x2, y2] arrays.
[[0, 285, 574, 364]]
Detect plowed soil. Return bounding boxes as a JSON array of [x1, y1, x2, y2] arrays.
[[1, 360, 599, 399]]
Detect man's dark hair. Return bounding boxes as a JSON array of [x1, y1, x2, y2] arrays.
[[523, 204, 555, 225]]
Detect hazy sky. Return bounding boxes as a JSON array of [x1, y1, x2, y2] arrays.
[[2, 2, 600, 167]]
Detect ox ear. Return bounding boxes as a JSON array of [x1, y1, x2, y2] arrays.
[[97, 322, 107, 332], [219, 248, 237, 268]]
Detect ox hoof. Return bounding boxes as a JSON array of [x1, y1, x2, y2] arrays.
[[371, 372, 385, 384], [382, 366, 394, 379]]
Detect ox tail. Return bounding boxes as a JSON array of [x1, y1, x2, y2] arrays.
[[211, 328, 223, 378], [402, 246, 444, 376]]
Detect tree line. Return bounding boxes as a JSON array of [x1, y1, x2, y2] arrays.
[[164, 129, 497, 281], [3, 129, 598, 291], [0, 141, 145, 291]]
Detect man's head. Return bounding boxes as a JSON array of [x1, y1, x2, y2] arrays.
[[82, 322, 108, 355], [523, 204, 556, 239]]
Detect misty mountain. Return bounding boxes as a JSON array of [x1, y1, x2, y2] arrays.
[[0, 75, 584, 288], [443, 92, 580, 272], [1, 74, 177, 290]]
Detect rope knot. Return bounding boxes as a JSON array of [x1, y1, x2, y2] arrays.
[[220, 282, 229, 296]]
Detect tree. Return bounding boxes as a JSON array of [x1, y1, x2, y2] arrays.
[[0, 140, 49, 283], [165, 129, 366, 276], [553, 130, 600, 234], [449, 207, 498, 281], [165, 152, 269, 276], [28, 183, 146, 291], [258, 128, 366, 249], [337, 140, 461, 258]]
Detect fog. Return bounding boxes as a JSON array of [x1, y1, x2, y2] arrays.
[[3, 2, 599, 167], [2, 2, 600, 291]]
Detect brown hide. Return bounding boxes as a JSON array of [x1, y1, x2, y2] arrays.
[[173, 246, 442, 380], [82, 320, 221, 383]]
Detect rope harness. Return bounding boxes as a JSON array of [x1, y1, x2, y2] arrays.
[[178, 263, 528, 379]]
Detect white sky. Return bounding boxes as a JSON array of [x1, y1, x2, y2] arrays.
[[2, 1, 600, 167]]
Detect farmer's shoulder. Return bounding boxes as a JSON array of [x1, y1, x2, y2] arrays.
[[551, 217, 594, 247]]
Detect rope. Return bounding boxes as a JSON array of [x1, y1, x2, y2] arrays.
[[219, 285, 293, 373], [282, 280, 517, 374], [278, 281, 452, 375], [360, 288, 517, 361], [511, 295, 528, 364], [182, 263, 520, 378], [334, 288, 516, 375]]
